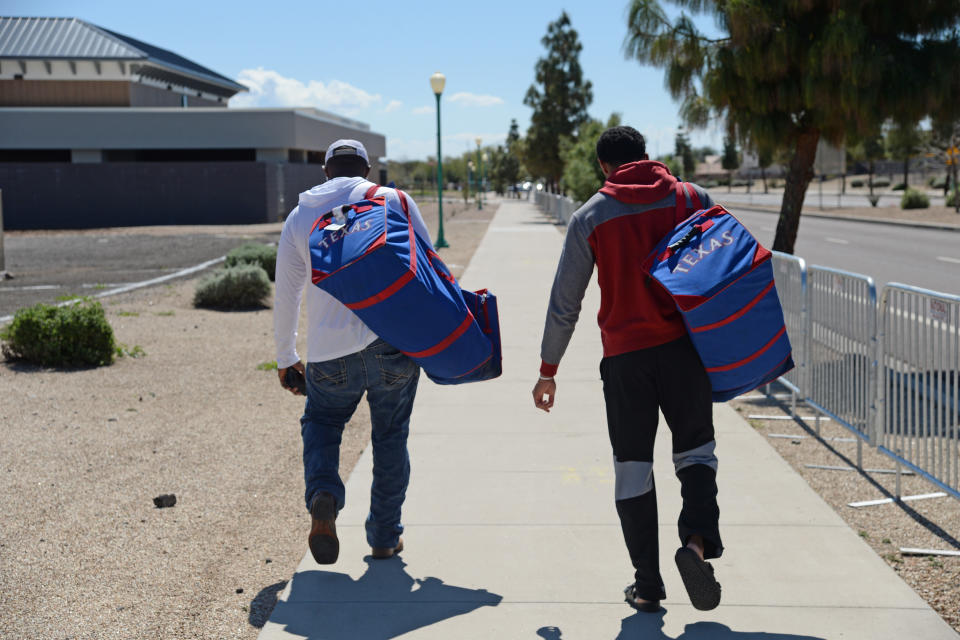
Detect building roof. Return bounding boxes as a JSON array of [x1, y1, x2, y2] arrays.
[[0, 17, 246, 95]]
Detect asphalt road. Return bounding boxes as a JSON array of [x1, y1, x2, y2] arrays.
[[0, 229, 279, 318], [728, 207, 960, 296]]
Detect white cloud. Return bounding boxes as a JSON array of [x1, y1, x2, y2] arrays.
[[412, 105, 434, 115], [448, 92, 504, 107], [383, 100, 403, 113], [230, 67, 382, 115]]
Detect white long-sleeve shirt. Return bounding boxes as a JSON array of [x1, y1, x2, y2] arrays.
[[273, 177, 432, 368]]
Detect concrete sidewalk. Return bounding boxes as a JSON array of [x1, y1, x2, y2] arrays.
[[259, 198, 957, 639]]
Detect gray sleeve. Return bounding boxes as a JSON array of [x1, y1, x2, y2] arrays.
[[690, 184, 714, 210], [539, 212, 595, 371]]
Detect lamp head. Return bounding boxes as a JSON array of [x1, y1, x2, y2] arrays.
[[430, 72, 446, 95], [475, 137, 482, 147]]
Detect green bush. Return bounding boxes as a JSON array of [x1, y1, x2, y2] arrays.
[[1, 298, 116, 367], [870, 177, 891, 188], [901, 188, 930, 209], [947, 189, 960, 207], [225, 243, 277, 281], [193, 264, 271, 310], [850, 179, 865, 188], [892, 182, 906, 191]]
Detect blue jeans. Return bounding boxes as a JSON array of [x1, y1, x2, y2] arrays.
[[301, 338, 420, 549]]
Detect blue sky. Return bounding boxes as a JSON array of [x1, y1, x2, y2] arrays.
[[9, 0, 726, 161]]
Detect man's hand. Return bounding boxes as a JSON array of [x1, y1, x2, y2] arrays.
[[278, 361, 306, 395], [532, 377, 556, 412]]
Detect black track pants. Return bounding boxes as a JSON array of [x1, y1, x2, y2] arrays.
[[600, 336, 723, 601]]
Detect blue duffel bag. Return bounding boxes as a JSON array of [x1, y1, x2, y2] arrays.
[[308, 187, 501, 384], [643, 202, 794, 401]]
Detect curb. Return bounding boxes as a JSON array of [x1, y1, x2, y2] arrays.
[[730, 205, 960, 232]]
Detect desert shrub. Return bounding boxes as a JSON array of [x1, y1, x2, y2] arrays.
[[850, 179, 865, 188], [892, 182, 906, 191], [901, 188, 930, 209], [870, 177, 891, 188], [1, 298, 116, 367], [193, 264, 271, 310], [225, 243, 277, 281]]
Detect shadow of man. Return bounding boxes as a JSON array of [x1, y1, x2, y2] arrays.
[[265, 555, 502, 639], [615, 611, 827, 640]]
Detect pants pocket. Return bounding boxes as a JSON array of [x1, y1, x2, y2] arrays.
[[309, 358, 348, 387], [376, 351, 417, 387]]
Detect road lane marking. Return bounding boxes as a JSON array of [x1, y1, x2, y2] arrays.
[[825, 237, 849, 245], [936, 256, 960, 264]]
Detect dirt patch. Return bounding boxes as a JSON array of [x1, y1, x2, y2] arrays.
[[0, 197, 497, 638]]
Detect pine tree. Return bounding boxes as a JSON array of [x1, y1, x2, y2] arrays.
[[624, 0, 960, 253], [886, 121, 925, 187], [721, 133, 739, 191], [524, 11, 593, 190]]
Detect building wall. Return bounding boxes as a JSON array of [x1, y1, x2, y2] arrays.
[[0, 162, 320, 229], [129, 83, 222, 107], [0, 79, 131, 106]]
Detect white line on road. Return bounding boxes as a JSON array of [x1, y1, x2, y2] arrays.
[[936, 256, 960, 265], [825, 237, 850, 245], [0, 256, 225, 325]]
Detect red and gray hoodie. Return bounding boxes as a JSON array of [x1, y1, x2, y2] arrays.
[[539, 160, 714, 377]]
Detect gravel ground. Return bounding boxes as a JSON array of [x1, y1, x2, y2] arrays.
[[730, 387, 960, 633], [0, 197, 494, 639]]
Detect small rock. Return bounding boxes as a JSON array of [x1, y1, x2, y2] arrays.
[[265, 558, 272, 564], [153, 494, 177, 509], [236, 588, 244, 594]]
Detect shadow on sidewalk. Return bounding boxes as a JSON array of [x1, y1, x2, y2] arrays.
[[536, 611, 827, 640], [616, 611, 826, 639], [263, 556, 502, 639]]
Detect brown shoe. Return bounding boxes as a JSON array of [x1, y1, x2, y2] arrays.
[[371, 537, 404, 559], [308, 492, 338, 564]]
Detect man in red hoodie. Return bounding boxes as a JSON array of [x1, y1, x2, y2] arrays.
[[532, 126, 723, 613]]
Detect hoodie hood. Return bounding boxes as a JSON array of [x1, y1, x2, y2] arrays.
[[297, 176, 368, 211], [598, 160, 677, 204]]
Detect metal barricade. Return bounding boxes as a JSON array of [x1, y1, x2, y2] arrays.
[[805, 266, 878, 463], [771, 252, 808, 398], [877, 284, 960, 500]]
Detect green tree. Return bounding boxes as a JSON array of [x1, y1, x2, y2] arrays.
[[721, 133, 739, 191], [886, 120, 925, 187], [501, 119, 523, 193], [757, 144, 773, 194], [848, 130, 886, 204], [675, 128, 696, 179], [560, 113, 622, 203], [524, 11, 593, 190], [624, 0, 960, 253]]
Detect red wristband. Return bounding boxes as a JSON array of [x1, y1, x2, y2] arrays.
[[539, 360, 559, 378]]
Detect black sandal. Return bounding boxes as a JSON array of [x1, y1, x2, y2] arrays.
[[623, 584, 662, 613], [675, 547, 722, 611]]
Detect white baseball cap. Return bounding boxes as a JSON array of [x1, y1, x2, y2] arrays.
[[324, 139, 370, 167]]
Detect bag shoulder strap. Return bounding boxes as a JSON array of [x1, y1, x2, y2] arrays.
[[364, 184, 380, 200], [674, 181, 704, 224]]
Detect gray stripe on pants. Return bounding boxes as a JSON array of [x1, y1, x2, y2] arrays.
[[673, 440, 718, 473], [614, 458, 654, 501]]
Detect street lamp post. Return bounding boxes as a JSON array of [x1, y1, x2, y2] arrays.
[[475, 137, 483, 210], [467, 160, 474, 205], [482, 151, 489, 203], [430, 72, 449, 249]]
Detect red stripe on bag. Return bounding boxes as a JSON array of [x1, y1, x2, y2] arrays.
[[364, 185, 380, 200], [691, 280, 776, 333], [404, 312, 474, 358], [345, 270, 414, 310], [705, 326, 787, 373]]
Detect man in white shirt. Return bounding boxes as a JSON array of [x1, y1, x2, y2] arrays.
[[274, 139, 431, 565]]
